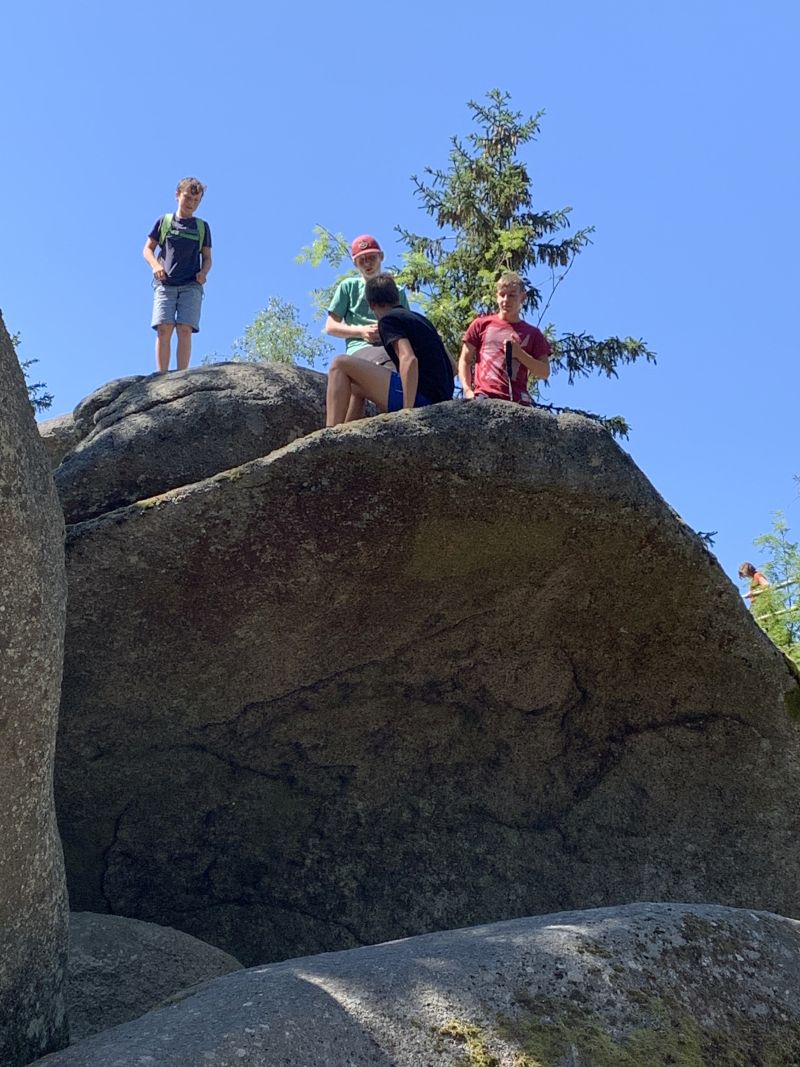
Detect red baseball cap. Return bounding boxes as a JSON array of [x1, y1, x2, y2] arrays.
[[350, 234, 383, 260]]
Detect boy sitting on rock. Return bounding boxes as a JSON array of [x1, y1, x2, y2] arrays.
[[325, 274, 454, 426]]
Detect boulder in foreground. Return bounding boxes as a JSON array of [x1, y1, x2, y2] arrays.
[[32, 902, 800, 1066]]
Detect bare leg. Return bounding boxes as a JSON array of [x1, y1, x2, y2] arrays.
[[326, 359, 355, 426], [155, 324, 174, 373], [326, 356, 393, 427], [176, 324, 193, 371], [345, 394, 367, 422], [340, 347, 388, 421]]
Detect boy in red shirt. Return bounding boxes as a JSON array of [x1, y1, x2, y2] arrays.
[[459, 272, 550, 404], [738, 562, 769, 605]]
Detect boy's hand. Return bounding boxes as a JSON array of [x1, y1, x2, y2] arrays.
[[463, 386, 475, 400], [196, 271, 207, 284], [153, 267, 167, 282], [361, 325, 380, 343]]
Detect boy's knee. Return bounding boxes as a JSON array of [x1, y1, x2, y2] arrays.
[[156, 324, 174, 336], [176, 324, 193, 337]]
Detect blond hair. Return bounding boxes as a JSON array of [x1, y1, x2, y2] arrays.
[[496, 271, 525, 292]]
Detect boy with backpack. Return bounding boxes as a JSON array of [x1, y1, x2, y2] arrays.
[[143, 177, 212, 372], [459, 272, 550, 404]]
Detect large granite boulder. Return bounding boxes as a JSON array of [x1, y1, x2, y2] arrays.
[[38, 413, 79, 470], [0, 314, 69, 1064], [56, 401, 800, 967], [67, 912, 241, 1042], [30, 903, 800, 1065], [54, 362, 327, 522]]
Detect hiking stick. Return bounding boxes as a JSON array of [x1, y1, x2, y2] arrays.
[[505, 340, 514, 401]]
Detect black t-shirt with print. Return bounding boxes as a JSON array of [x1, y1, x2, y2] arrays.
[[148, 214, 212, 286], [377, 307, 454, 403]]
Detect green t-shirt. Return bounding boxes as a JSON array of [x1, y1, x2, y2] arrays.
[[328, 276, 410, 354]]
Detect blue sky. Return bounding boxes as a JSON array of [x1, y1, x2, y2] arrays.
[[3, 0, 798, 591]]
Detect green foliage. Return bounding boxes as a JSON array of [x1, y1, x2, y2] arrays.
[[750, 513, 800, 669], [536, 402, 631, 440], [12, 332, 53, 413], [298, 89, 655, 437], [296, 225, 361, 322], [397, 90, 655, 433], [397, 91, 591, 346], [210, 296, 332, 368]]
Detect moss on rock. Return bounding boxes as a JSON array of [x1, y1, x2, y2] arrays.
[[437, 994, 800, 1067]]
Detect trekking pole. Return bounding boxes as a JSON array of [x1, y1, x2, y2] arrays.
[[504, 340, 514, 401]]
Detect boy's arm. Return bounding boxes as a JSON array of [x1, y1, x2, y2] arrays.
[[391, 337, 419, 408], [458, 342, 477, 398], [511, 340, 550, 380], [197, 246, 212, 285], [143, 237, 167, 282], [324, 312, 380, 345]]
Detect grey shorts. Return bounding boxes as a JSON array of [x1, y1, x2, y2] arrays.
[[354, 343, 393, 367], [151, 281, 204, 332]]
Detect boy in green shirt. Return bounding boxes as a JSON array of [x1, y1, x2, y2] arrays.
[[325, 234, 410, 420], [326, 235, 410, 359]]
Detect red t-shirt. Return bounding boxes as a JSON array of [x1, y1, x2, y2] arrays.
[[463, 315, 551, 404]]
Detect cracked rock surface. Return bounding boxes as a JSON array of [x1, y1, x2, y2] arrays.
[[56, 400, 800, 967], [0, 313, 69, 1065], [66, 912, 241, 1042], [30, 903, 800, 1066], [54, 362, 327, 522]]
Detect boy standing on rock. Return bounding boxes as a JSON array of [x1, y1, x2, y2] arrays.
[[326, 274, 454, 425], [143, 177, 212, 373], [459, 272, 550, 404]]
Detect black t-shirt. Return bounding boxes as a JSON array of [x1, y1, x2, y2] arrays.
[[377, 307, 454, 403], [148, 214, 212, 286]]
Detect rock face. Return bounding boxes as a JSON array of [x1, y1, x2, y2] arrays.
[[67, 912, 241, 1042], [29, 903, 800, 1065], [54, 362, 327, 522], [56, 400, 800, 967], [38, 414, 79, 470], [0, 314, 69, 1064]]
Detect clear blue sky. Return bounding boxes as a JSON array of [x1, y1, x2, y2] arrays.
[[3, 0, 798, 591]]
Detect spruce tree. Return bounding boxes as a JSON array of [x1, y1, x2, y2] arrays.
[[298, 90, 655, 435]]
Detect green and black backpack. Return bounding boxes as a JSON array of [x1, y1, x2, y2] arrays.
[[158, 213, 207, 250]]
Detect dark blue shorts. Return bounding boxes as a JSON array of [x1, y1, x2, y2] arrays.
[[387, 372, 434, 412]]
